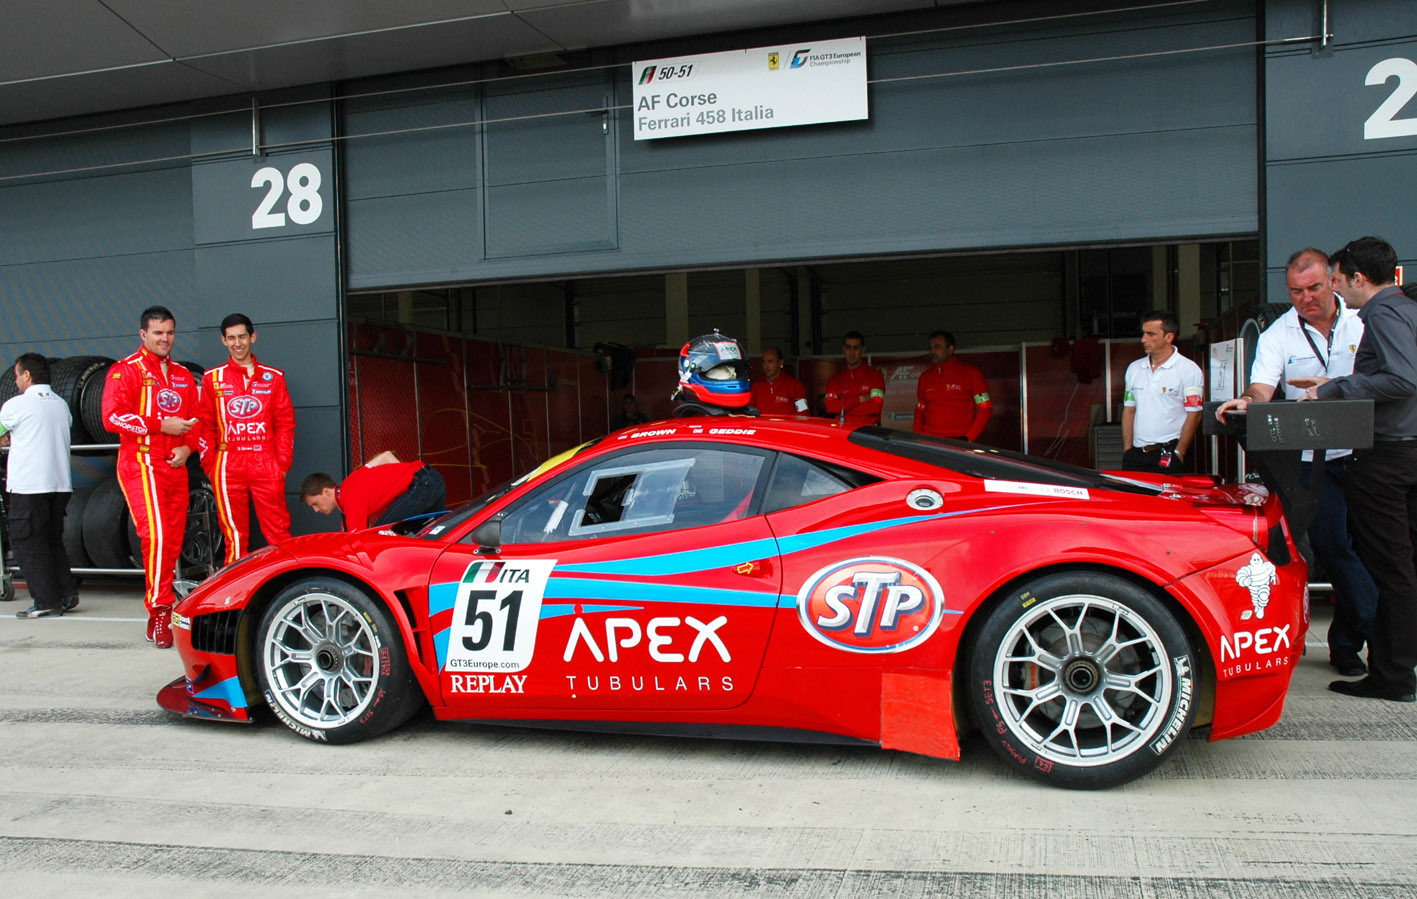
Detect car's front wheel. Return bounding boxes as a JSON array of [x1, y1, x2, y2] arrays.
[[256, 578, 422, 744], [968, 572, 1197, 789]]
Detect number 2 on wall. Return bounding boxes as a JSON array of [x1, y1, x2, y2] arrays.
[[251, 162, 324, 229], [1364, 57, 1417, 140]]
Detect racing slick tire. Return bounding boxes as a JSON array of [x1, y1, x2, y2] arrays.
[[256, 578, 423, 744], [180, 483, 224, 576], [63, 487, 94, 569], [968, 572, 1197, 789], [83, 478, 134, 570], [51, 356, 112, 446], [81, 359, 120, 443]]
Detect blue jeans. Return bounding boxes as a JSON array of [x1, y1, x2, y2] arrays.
[[1302, 457, 1378, 657], [375, 465, 447, 526]]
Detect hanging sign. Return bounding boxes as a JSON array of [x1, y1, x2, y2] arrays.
[[632, 37, 868, 141]]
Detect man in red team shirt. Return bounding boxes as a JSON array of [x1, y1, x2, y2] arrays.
[[823, 330, 885, 428], [750, 347, 809, 415], [301, 451, 446, 531], [101, 305, 202, 648], [198, 313, 295, 564], [914, 330, 992, 441]]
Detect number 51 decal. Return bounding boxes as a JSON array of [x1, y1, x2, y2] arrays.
[[445, 559, 556, 672], [251, 161, 324, 229]]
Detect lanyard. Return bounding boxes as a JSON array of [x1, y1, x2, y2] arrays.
[[1299, 302, 1338, 372]]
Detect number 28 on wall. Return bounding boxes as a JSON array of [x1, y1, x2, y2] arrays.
[[251, 162, 324, 229], [1365, 57, 1417, 140]]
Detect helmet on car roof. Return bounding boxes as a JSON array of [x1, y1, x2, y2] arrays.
[[674, 330, 751, 409]]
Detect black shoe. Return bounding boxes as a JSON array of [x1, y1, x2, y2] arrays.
[[1330, 655, 1368, 677], [1328, 677, 1416, 703], [61, 595, 80, 613], [15, 605, 62, 619]]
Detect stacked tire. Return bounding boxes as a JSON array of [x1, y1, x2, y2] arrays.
[[51, 356, 116, 445], [82, 478, 134, 570]]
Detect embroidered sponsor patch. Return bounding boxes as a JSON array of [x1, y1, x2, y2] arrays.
[[156, 388, 183, 413], [226, 395, 263, 419]]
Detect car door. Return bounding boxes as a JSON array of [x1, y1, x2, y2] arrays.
[[763, 469, 960, 671], [427, 442, 781, 712]]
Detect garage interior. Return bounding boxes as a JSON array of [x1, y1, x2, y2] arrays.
[[346, 238, 1259, 499]]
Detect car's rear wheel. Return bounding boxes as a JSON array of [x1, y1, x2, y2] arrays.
[[256, 578, 422, 743], [968, 572, 1197, 789]]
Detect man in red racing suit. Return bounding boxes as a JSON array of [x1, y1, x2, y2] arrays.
[[914, 329, 992, 442], [823, 330, 885, 428], [197, 313, 295, 564], [101, 305, 202, 648]]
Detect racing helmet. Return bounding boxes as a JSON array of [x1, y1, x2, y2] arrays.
[[674, 330, 751, 409]]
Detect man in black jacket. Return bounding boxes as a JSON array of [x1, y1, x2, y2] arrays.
[[1294, 237, 1417, 702]]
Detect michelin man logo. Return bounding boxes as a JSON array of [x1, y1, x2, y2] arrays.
[[1235, 551, 1278, 620]]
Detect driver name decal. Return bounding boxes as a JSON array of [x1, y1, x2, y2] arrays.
[[796, 557, 944, 653], [444, 559, 556, 672]]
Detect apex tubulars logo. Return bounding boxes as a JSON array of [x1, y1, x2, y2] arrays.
[[796, 557, 944, 653]]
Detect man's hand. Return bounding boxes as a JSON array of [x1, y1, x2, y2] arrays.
[[1288, 376, 1330, 401], [160, 416, 195, 435], [168, 445, 192, 468], [1215, 397, 1250, 423]]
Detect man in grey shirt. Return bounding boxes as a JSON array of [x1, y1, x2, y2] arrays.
[[0, 354, 79, 618], [1294, 237, 1417, 702]]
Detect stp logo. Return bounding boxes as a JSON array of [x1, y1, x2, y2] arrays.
[[155, 388, 183, 413], [226, 395, 262, 419], [796, 557, 944, 653]]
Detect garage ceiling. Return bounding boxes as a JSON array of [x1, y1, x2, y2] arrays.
[[0, 0, 963, 126]]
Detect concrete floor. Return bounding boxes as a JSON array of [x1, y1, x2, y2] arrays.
[[1, 584, 1414, 897]]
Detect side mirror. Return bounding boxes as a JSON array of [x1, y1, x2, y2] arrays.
[[471, 518, 502, 553]]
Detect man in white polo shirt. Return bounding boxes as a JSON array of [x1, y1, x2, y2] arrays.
[[1216, 246, 1377, 676], [1122, 310, 1204, 473], [0, 353, 79, 618]]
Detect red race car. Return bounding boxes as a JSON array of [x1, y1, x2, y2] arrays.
[[158, 420, 1307, 788]]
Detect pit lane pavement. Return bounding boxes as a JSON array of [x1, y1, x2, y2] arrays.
[[0, 584, 1414, 898]]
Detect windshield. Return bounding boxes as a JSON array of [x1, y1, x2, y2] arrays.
[[848, 427, 1161, 496], [410, 438, 604, 540]]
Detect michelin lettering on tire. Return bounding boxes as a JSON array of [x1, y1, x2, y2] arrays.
[[1151, 654, 1194, 756], [796, 556, 944, 653]]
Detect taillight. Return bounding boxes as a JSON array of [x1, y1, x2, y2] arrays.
[[1198, 504, 1270, 552]]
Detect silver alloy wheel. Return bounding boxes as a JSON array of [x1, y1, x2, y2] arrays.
[[262, 591, 380, 729], [991, 592, 1174, 768]]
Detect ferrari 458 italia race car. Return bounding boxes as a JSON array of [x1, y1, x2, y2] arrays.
[[158, 420, 1307, 789]]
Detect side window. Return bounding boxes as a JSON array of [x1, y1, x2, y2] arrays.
[[570, 458, 694, 535], [761, 453, 858, 513], [496, 446, 767, 543]]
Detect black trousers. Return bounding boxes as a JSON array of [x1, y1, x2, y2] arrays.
[[8, 492, 77, 610], [1342, 441, 1417, 692], [1122, 440, 1184, 474]]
